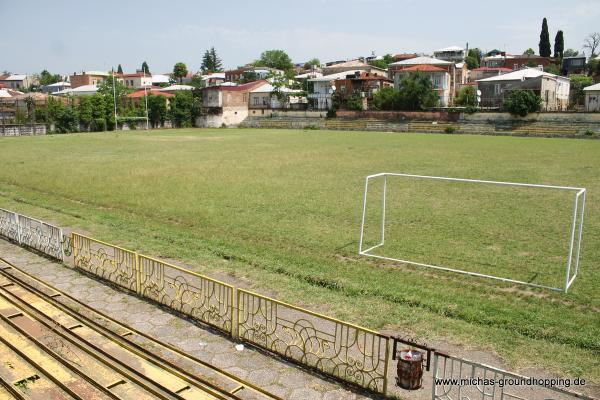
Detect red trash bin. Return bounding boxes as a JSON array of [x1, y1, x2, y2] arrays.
[[396, 349, 423, 390]]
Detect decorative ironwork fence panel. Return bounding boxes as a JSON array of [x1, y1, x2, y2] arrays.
[[432, 352, 592, 400], [72, 233, 137, 292], [138, 255, 234, 334], [17, 214, 63, 260], [0, 208, 20, 242], [236, 289, 390, 394], [0, 209, 63, 261]]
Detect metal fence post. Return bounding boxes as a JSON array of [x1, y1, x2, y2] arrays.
[[135, 253, 142, 296], [16, 212, 23, 245], [383, 337, 390, 396]]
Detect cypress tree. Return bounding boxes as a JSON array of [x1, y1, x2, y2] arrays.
[[554, 31, 564, 58], [117, 64, 123, 74], [141, 61, 150, 75], [210, 47, 223, 72], [539, 18, 551, 57]]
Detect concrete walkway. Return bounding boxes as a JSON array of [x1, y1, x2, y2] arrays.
[[0, 239, 383, 400]]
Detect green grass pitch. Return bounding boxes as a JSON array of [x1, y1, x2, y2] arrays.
[[0, 128, 598, 382]]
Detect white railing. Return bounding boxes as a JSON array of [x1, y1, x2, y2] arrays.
[[0, 208, 64, 261]]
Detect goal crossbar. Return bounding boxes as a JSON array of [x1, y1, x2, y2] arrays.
[[358, 173, 586, 293]]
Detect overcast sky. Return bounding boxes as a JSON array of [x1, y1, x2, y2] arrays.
[[1, 0, 598, 75]]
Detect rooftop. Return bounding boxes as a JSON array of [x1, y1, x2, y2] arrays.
[[389, 56, 452, 66], [473, 67, 512, 72], [477, 67, 564, 82], [158, 84, 194, 91], [44, 81, 71, 87], [308, 70, 364, 82], [127, 89, 174, 98], [250, 83, 303, 94], [399, 64, 447, 72], [583, 83, 600, 91], [206, 80, 268, 92], [1, 74, 27, 81], [435, 46, 464, 52]]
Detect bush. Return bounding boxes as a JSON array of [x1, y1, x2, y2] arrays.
[[346, 97, 363, 111], [444, 126, 456, 134], [503, 90, 542, 117], [455, 86, 477, 107], [584, 129, 594, 136]]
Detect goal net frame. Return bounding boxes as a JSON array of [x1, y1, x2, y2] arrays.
[[358, 173, 586, 293]]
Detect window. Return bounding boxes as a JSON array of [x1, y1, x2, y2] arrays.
[[253, 97, 260, 105], [243, 94, 248, 102], [494, 84, 501, 95]]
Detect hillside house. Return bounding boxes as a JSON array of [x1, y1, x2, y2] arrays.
[[433, 46, 466, 63], [477, 68, 570, 110], [584, 83, 600, 112], [248, 84, 306, 113], [118, 73, 152, 89], [198, 80, 268, 127], [0, 74, 37, 90], [69, 71, 108, 88], [334, 71, 393, 110], [394, 65, 451, 106], [321, 60, 386, 76]]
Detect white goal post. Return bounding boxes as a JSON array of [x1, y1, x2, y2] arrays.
[[358, 173, 586, 293]]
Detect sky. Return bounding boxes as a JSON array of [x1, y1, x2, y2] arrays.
[[1, 0, 598, 75]]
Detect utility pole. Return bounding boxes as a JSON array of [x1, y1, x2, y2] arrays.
[[112, 68, 118, 131], [143, 70, 149, 130]]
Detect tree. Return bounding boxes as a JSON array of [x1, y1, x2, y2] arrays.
[[523, 48, 536, 56], [117, 64, 123, 74], [468, 48, 482, 65], [172, 62, 188, 83], [563, 49, 579, 57], [397, 72, 439, 110], [539, 18, 551, 57], [38, 70, 62, 86], [569, 75, 593, 106], [77, 96, 94, 129], [465, 56, 479, 70], [256, 50, 293, 71], [201, 47, 223, 73], [503, 90, 542, 116], [240, 71, 259, 83], [554, 30, 564, 58], [455, 86, 477, 107], [583, 32, 600, 57], [303, 58, 320, 70], [147, 94, 168, 127], [370, 87, 401, 110], [544, 64, 560, 75], [169, 91, 194, 127], [141, 61, 150, 75], [368, 54, 395, 70], [189, 75, 205, 89], [210, 47, 223, 72], [97, 73, 128, 100], [587, 59, 599, 77]]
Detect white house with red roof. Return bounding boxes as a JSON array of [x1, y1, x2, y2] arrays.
[[394, 64, 451, 106]]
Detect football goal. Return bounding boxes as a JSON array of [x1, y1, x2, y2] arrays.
[[358, 173, 586, 292]]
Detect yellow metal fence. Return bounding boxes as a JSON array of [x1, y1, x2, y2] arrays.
[[68, 232, 392, 395], [237, 288, 390, 394], [138, 254, 234, 334]]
